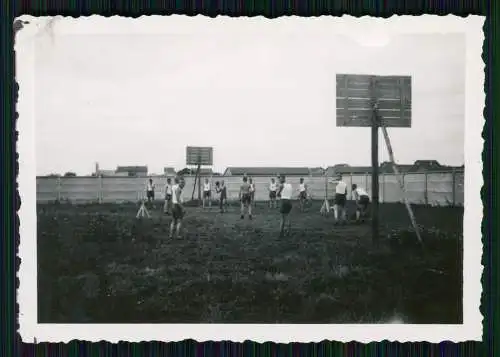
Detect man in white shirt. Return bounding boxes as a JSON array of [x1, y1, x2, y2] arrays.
[[169, 176, 186, 239], [297, 177, 308, 212], [333, 177, 348, 224], [163, 177, 173, 215], [351, 184, 370, 222], [202, 178, 212, 209], [278, 175, 293, 237], [268, 178, 278, 209]]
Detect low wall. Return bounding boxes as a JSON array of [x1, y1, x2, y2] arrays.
[[37, 171, 464, 206]]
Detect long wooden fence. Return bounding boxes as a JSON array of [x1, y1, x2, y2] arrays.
[[37, 171, 464, 206]]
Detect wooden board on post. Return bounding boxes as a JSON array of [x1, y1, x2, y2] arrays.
[[336, 74, 415, 244]]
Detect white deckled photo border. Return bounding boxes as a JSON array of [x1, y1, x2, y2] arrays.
[[16, 14, 484, 343]]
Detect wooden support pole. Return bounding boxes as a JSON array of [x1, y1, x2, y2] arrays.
[[452, 169, 456, 206], [191, 165, 198, 201], [197, 164, 202, 202], [379, 122, 423, 244], [424, 172, 428, 205]]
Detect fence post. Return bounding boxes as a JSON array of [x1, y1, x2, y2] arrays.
[[364, 173, 368, 191], [98, 175, 103, 204], [57, 176, 61, 202], [424, 172, 428, 205], [452, 169, 456, 206]]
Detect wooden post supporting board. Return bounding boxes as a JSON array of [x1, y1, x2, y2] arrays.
[[371, 110, 380, 243]]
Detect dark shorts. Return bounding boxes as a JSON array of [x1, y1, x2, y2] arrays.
[[269, 191, 277, 199], [147, 190, 155, 200], [358, 195, 370, 209], [299, 191, 307, 200], [334, 193, 347, 207], [280, 199, 292, 214], [204, 191, 211, 198], [241, 193, 251, 204], [165, 194, 172, 201], [172, 204, 184, 220]]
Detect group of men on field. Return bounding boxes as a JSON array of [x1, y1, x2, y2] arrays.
[[144, 173, 371, 239]]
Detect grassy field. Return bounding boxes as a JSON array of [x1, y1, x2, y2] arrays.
[[37, 200, 463, 324]]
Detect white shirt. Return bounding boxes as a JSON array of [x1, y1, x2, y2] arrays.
[[353, 187, 368, 199], [299, 183, 306, 192], [165, 184, 173, 195], [335, 181, 347, 195], [147, 182, 155, 191], [280, 183, 293, 200], [204, 182, 211, 192], [269, 182, 277, 191], [249, 183, 255, 192], [172, 184, 183, 204]]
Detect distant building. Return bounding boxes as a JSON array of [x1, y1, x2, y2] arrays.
[[379, 161, 414, 174], [223, 167, 311, 177], [115, 166, 148, 177], [326, 160, 464, 177], [308, 167, 325, 177], [163, 167, 177, 177], [325, 164, 351, 177], [98, 169, 117, 177]]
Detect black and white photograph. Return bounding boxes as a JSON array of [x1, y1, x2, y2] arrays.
[[17, 15, 483, 342]]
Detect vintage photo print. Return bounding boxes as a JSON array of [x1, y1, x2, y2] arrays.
[[16, 15, 484, 342]]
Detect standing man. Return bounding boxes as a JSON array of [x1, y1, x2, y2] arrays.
[[239, 176, 253, 220], [163, 177, 173, 215], [169, 177, 186, 239], [249, 178, 256, 208], [269, 177, 278, 209], [215, 180, 228, 213], [277, 175, 293, 237], [351, 184, 370, 223], [202, 178, 212, 209], [333, 176, 348, 225], [146, 178, 155, 206], [297, 177, 308, 212]]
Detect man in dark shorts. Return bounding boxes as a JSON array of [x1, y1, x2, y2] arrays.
[[249, 178, 256, 207], [352, 184, 370, 223], [169, 177, 186, 239], [163, 177, 173, 215], [333, 177, 348, 224], [269, 178, 278, 208], [277, 175, 293, 237], [215, 180, 228, 213], [239, 176, 252, 219]]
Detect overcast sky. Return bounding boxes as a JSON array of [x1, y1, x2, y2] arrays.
[[31, 18, 465, 175]]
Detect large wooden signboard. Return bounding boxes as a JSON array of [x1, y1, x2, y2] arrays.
[[186, 146, 213, 202], [336, 74, 411, 127], [186, 146, 213, 166]]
